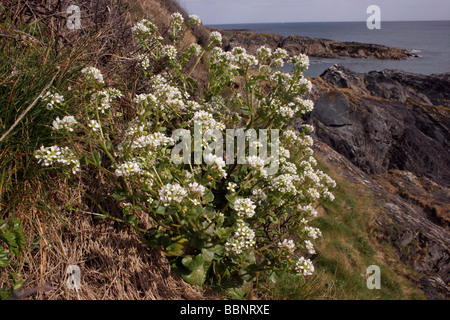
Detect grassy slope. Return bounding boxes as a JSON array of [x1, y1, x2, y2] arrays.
[[258, 156, 426, 300]]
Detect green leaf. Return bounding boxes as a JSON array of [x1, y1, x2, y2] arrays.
[[156, 206, 166, 215], [111, 190, 129, 201], [1, 232, 17, 247], [269, 271, 283, 283], [187, 206, 203, 220], [165, 238, 188, 257], [203, 190, 214, 203], [0, 249, 9, 267], [182, 267, 206, 286], [125, 214, 138, 227], [13, 279, 23, 290], [89, 150, 102, 166], [182, 254, 204, 271], [201, 248, 215, 262]]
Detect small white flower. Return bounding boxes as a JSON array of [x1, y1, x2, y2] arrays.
[[87, 119, 101, 132], [209, 31, 222, 45], [295, 257, 314, 276], [251, 188, 267, 204], [161, 45, 178, 60], [189, 14, 202, 26], [225, 219, 256, 254], [278, 239, 296, 255], [304, 240, 316, 255], [233, 198, 256, 218], [227, 182, 237, 193], [305, 226, 322, 239], [81, 66, 104, 84], [114, 161, 141, 177], [188, 182, 206, 196], [42, 91, 64, 110], [159, 183, 188, 206], [52, 116, 78, 132]]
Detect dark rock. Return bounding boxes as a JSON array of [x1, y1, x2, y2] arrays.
[[420, 276, 450, 300], [307, 66, 450, 299], [320, 64, 450, 107], [313, 141, 450, 300], [280, 35, 415, 60], [312, 91, 352, 126], [311, 66, 450, 187], [209, 28, 415, 60]]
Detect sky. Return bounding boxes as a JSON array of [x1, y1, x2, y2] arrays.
[[179, 0, 450, 25]]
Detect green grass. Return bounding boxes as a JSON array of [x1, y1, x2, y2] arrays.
[[0, 8, 104, 298], [257, 159, 426, 300]]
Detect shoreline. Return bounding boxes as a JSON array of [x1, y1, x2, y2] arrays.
[[208, 27, 418, 61]]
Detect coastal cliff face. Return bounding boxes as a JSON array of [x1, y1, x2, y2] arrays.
[[306, 65, 450, 299], [212, 28, 416, 60]]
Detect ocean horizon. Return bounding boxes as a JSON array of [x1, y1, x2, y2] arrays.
[[209, 20, 450, 77]]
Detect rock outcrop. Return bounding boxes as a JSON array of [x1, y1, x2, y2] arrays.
[[309, 66, 450, 187], [314, 140, 450, 300], [306, 65, 450, 299], [211, 28, 417, 60], [320, 64, 450, 106]]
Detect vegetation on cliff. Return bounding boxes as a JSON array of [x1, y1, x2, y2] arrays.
[[0, 0, 441, 300]]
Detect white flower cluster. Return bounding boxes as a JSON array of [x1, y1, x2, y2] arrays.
[[159, 183, 188, 206], [246, 155, 265, 172], [230, 47, 259, 69], [137, 54, 151, 70], [295, 257, 314, 276], [131, 132, 174, 150], [188, 182, 206, 196], [256, 46, 272, 62], [209, 31, 222, 45], [81, 66, 104, 84], [34, 145, 80, 174], [251, 188, 267, 204], [52, 116, 78, 132], [304, 240, 316, 255], [225, 219, 256, 254], [132, 19, 157, 38], [161, 45, 178, 60], [203, 154, 227, 178], [298, 204, 318, 217], [305, 226, 322, 239], [134, 92, 156, 106], [269, 173, 300, 195], [290, 53, 310, 70], [42, 91, 64, 110], [151, 76, 186, 111], [87, 119, 101, 132], [188, 43, 202, 56], [169, 12, 184, 35], [188, 14, 202, 26], [192, 110, 226, 132], [233, 198, 256, 218], [89, 88, 122, 114], [278, 239, 296, 256], [114, 161, 141, 177]]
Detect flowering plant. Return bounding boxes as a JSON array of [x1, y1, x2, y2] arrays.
[[34, 13, 335, 290]]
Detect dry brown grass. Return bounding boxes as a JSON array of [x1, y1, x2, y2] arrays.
[[0, 0, 220, 301], [2, 175, 218, 300]]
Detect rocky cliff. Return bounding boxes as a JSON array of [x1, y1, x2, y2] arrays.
[[211, 28, 417, 60], [306, 65, 450, 299]]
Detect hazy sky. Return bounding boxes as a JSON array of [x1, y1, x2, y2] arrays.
[[180, 0, 450, 25]]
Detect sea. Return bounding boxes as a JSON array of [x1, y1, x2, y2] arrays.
[[209, 21, 450, 78]]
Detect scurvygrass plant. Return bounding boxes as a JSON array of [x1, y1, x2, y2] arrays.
[[34, 13, 335, 292]]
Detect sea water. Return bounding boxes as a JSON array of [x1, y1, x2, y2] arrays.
[[209, 21, 450, 77]]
